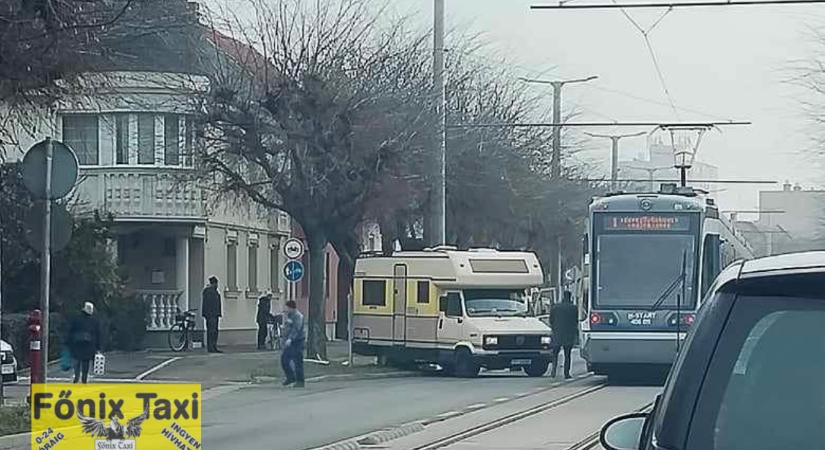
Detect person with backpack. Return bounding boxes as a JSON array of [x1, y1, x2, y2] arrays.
[[67, 302, 100, 384]]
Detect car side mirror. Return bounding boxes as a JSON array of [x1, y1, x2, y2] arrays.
[[600, 412, 648, 450]]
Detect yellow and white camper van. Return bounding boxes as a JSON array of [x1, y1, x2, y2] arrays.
[[352, 247, 553, 377]]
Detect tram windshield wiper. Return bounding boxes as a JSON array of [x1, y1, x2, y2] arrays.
[[649, 251, 688, 312]]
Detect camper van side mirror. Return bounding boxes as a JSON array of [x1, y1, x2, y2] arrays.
[[439, 296, 448, 313]]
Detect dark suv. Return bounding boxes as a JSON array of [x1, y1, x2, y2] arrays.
[[601, 252, 825, 450]]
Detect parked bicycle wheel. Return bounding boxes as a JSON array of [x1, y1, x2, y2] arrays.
[[168, 323, 189, 352]]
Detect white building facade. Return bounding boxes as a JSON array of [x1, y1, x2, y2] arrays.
[[5, 71, 291, 346]]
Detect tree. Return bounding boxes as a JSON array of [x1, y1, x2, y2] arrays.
[[194, 0, 433, 359]]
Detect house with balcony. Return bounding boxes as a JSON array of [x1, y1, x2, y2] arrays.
[[1, 8, 299, 346]]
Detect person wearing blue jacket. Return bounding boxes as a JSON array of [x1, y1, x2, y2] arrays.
[[281, 300, 305, 387]]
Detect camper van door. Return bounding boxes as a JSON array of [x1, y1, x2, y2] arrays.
[[392, 264, 408, 344], [438, 292, 463, 345]]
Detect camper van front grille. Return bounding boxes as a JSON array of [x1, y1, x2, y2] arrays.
[[484, 335, 543, 350]]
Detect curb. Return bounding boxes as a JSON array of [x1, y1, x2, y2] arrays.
[[252, 370, 418, 384], [0, 431, 28, 450]]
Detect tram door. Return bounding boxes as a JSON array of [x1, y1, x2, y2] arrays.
[[392, 264, 408, 344]]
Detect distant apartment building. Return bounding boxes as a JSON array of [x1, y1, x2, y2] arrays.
[[753, 183, 825, 255], [618, 137, 719, 193]]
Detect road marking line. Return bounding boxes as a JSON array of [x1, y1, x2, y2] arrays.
[[135, 356, 182, 380], [465, 403, 486, 410], [493, 397, 510, 403], [436, 411, 462, 419]]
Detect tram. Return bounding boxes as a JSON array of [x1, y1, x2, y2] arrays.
[[579, 184, 754, 377]]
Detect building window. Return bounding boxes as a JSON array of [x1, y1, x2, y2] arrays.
[[270, 240, 280, 292], [115, 114, 130, 165], [227, 240, 238, 291], [62, 115, 99, 165], [362, 280, 386, 306], [417, 281, 429, 304], [184, 117, 195, 167], [164, 115, 180, 166], [137, 114, 155, 165], [325, 253, 331, 299], [248, 243, 258, 291]]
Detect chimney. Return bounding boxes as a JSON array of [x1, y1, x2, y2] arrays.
[[783, 181, 792, 191]]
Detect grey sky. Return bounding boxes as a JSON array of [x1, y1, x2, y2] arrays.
[[387, 0, 825, 213]]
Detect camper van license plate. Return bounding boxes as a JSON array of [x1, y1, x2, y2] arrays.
[[511, 359, 532, 366]]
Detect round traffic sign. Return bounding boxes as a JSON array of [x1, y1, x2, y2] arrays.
[[284, 260, 305, 283], [21, 139, 79, 200], [24, 201, 74, 252], [283, 238, 305, 260]]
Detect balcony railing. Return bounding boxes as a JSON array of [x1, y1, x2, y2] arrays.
[[139, 290, 185, 330], [75, 167, 205, 220]]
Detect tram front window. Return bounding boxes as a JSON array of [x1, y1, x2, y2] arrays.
[[596, 234, 697, 309]]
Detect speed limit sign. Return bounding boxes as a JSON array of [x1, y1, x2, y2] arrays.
[[283, 238, 305, 260]]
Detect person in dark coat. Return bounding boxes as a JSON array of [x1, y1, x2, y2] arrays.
[[201, 276, 222, 353], [549, 291, 579, 379], [281, 300, 305, 387], [68, 302, 101, 384], [256, 293, 276, 350]]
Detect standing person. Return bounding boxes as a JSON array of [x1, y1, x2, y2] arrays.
[[256, 293, 275, 350], [201, 276, 222, 353], [549, 291, 579, 379], [280, 300, 305, 387], [67, 302, 100, 384]]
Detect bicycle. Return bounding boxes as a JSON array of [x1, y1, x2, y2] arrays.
[[168, 308, 198, 352]]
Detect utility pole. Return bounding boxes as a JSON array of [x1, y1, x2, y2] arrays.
[[521, 76, 597, 300], [584, 131, 646, 190], [430, 0, 447, 245]]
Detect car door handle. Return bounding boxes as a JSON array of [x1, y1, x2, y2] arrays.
[[439, 319, 443, 329], [457, 318, 463, 324]]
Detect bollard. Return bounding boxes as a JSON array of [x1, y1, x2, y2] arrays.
[[28, 309, 43, 387]]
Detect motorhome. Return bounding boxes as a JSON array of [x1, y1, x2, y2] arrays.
[[352, 247, 553, 377]]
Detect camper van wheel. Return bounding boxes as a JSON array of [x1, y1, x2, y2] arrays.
[[454, 348, 480, 378]]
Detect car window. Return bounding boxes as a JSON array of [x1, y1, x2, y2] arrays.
[[688, 296, 825, 450]]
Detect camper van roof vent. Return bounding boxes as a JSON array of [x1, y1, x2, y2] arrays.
[[468, 248, 498, 253]]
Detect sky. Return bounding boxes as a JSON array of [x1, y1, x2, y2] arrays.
[[384, 0, 825, 215]]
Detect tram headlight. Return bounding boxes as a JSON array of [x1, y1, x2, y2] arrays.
[[484, 336, 498, 346], [541, 336, 552, 345]]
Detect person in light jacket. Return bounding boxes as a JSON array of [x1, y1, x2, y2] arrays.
[[280, 300, 305, 387]]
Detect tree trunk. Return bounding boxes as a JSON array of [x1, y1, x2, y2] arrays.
[[306, 232, 328, 360]]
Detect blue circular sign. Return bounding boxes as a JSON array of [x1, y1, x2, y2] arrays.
[[284, 260, 305, 282]]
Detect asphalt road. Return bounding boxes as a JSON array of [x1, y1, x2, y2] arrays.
[[203, 353, 589, 450], [439, 385, 659, 450]]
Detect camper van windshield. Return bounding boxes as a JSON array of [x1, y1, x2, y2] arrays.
[[463, 289, 528, 317]]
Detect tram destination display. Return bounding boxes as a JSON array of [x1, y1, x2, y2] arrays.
[[601, 214, 692, 232]]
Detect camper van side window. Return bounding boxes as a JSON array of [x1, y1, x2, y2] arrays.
[[417, 281, 429, 304], [363, 280, 386, 306], [446, 293, 463, 317]]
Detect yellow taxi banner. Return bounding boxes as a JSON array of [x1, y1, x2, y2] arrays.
[[31, 383, 202, 450]]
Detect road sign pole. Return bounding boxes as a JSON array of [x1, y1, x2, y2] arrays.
[[39, 138, 53, 384]]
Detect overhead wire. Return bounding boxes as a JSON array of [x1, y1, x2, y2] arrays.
[[611, 0, 681, 120]]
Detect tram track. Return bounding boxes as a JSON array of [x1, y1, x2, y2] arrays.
[[562, 400, 656, 450], [412, 382, 608, 450]]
